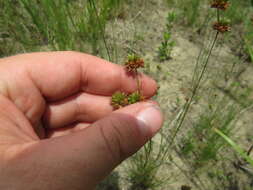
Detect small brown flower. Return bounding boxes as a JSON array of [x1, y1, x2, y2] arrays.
[[125, 54, 144, 73], [211, 0, 229, 10], [213, 22, 231, 33]]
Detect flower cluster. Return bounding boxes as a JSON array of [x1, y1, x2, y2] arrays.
[[213, 22, 231, 33], [111, 54, 147, 110], [111, 91, 145, 110], [211, 0, 229, 10], [125, 54, 144, 73], [111, 92, 129, 109], [211, 0, 230, 33]]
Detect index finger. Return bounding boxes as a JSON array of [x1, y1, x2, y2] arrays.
[[2, 51, 157, 101]]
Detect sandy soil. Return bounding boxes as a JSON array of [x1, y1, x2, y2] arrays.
[[100, 0, 253, 189]]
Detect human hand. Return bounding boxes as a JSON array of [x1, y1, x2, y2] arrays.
[[0, 52, 163, 190]]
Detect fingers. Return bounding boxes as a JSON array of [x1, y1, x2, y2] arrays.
[[19, 102, 163, 189], [46, 101, 161, 138], [0, 51, 157, 135], [3, 51, 157, 101], [43, 92, 113, 129], [43, 90, 157, 129]]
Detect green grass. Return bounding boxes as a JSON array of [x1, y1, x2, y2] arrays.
[[0, 0, 124, 59], [180, 99, 238, 167], [244, 16, 253, 63], [214, 128, 253, 167], [127, 141, 162, 190], [166, 0, 201, 26]]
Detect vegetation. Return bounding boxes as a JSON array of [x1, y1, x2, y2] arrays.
[[157, 12, 176, 62], [0, 0, 124, 59], [1, 0, 253, 189]]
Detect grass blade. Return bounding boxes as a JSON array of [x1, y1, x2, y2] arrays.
[[213, 128, 253, 166]]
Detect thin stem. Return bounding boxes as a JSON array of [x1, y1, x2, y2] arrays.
[[217, 9, 220, 22], [247, 144, 253, 156], [169, 31, 219, 147], [88, 0, 112, 61], [136, 72, 141, 94]]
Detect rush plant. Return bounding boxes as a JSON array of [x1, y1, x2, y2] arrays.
[[111, 54, 146, 110], [169, 0, 231, 146]]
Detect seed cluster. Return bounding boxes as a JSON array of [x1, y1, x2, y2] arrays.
[[125, 54, 144, 73], [111, 92, 129, 109], [211, 0, 230, 33], [111, 54, 147, 110], [211, 0, 229, 11], [213, 22, 230, 33], [111, 91, 145, 110]]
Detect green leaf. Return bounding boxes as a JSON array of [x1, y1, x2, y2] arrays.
[[213, 128, 253, 166]]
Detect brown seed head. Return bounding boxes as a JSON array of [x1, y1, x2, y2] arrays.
[[211, 0, 229, 10], [125, 55, 144, 73], [213, 22, 231, 33]]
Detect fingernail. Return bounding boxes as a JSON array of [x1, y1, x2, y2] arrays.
[[136, 105, 163, 137]]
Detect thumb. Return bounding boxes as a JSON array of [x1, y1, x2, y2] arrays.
[[63, 102, 163, 188], [12, 102, 163, 190], [85, 102, 163, 186]]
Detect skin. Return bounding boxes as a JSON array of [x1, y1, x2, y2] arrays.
[[0, 51, 163, 190]]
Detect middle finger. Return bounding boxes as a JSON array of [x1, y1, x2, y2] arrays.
[[43, 92, 113, 129]]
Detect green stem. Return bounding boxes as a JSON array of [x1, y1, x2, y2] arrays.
[[217, 9, 220, 22], [137, 73, 141, 94], [169, 31, 219, 147], [214, 128, 253, 166], [88, 0, 112, 61]]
